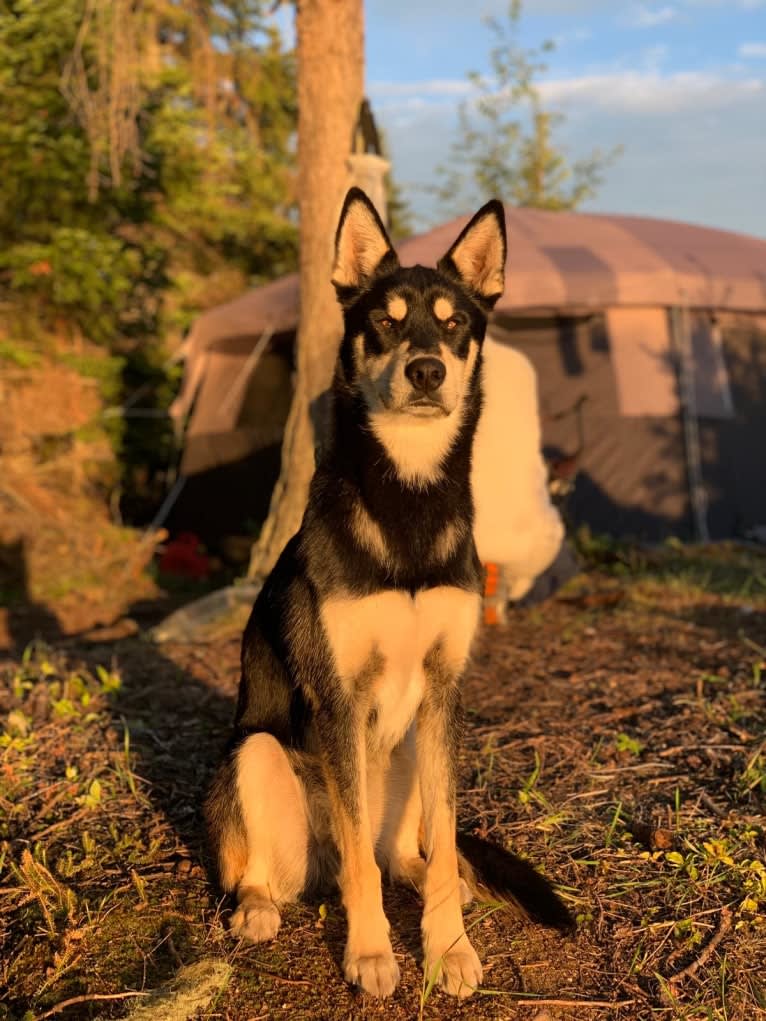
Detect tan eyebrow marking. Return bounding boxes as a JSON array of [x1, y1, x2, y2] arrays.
[[387, 294, 408, 320], [433, 296, 454, 320]]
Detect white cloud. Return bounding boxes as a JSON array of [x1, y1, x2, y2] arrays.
[[684, 0, 765, 7], [539, 69, 763, 114], [553, 26, 594, 47], [375, 64, 766, 237], [371, 68, 764, 119], [642, 43, 670, 69], [370, 79, 472, 100], [527, 0, 614, 8], [371, 0, 763, 12], [739, 42, 766, 58], [368, 0, 613, 15], [626, 4, 679, 27]]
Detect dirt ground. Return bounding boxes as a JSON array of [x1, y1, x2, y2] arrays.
[[1, 542, 765, 1021], [0, 349, 164, 647]]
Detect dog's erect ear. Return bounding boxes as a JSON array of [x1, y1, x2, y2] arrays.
[[437, 199, 506, 308], [332, 188, 399, 303]]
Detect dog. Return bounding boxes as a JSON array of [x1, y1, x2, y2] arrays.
[[205, 188, 572, 1000]]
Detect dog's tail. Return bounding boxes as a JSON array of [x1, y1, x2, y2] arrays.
[[457, 832, 575, 933]]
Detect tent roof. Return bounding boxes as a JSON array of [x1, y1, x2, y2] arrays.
[[185, 207, 766, 357]]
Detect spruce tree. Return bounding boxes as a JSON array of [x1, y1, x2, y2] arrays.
[[433, 0, 621, 214]]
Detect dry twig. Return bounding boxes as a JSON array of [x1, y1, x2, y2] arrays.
[[32, 990, 148, 1021], [509, 997, 635, 1010], [665, 905, 734, 991]]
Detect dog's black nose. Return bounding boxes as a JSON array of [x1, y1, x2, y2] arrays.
[[405, 356, 446, 393]]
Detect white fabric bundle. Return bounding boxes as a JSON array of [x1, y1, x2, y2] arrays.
[[471, 335, 564, 601]]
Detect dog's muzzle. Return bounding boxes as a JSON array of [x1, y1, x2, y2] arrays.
[[405, 356, 446, 395], [403, 356, 448, 415]]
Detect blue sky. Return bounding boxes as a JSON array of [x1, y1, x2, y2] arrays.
[[361, 0, 766, 236]]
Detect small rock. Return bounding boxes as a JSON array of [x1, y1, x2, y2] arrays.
[[630, 820, 675, 851]]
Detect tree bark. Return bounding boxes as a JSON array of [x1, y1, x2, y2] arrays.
[[249, 0, 364, 579]]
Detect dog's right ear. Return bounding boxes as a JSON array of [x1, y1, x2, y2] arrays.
[[437, 199, 506, 309], [332, 188, 399, 306]]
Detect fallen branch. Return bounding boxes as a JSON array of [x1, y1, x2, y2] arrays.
[[32, 990, 148, 1020], [666, 905, 733, 990], [508, 996, 635, 1009]]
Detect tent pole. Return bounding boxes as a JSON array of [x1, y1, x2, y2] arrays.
[[670, 304, 709, 542], [144, 475, 187, 538], [219, 325, 275, 420]]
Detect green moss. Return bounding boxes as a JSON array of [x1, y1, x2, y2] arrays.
[[0, 339, 41, 368]]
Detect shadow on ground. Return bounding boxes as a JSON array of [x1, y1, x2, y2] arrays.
[[3, 541, 766, 1020], [1, 539, 239, 938]]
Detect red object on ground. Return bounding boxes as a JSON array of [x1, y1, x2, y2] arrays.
[[158, 532, 211, 580], [483, 561, 507, 626]]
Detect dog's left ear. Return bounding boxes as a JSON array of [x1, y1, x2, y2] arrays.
[[437, 199, 506, 308], [332, 188, 399, 305]]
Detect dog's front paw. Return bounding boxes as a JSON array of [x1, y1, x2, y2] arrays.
[[230, 896, 281, 943], [424, 935, 483, 999], [344, 948, 400, 998]]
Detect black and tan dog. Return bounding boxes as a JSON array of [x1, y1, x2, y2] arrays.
[[205, 188, 572, 999]]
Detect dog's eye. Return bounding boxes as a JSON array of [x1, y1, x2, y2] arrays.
[[379, 317, 394, 330], [445, 318, 458, 331]]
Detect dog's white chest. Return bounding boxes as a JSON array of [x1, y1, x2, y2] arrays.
[[320, 587, 480, 751]]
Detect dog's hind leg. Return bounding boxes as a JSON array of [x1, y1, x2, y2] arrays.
[[206, 732, 311, 943]]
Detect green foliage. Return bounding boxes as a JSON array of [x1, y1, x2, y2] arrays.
[[386, 171, 414, 241], [0, 0, 160, 343], [0, 0, 298, 344], [59, 351, 125, 404], [0, 0, 92, 233], [378, 128, 414, 241], [0, 339, 41, 368], [0, 230, 144, 343], [117, 341, 183, 521], [432, 0, 621, 213], [0, 0, 298, 517], [143, 4, 298, 294], [614, 732, 643, 756]]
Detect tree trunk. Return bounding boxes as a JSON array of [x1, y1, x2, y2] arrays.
[[248, 0, 364, 579]]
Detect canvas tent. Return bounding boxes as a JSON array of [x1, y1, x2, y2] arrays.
[[170, 207, 766, 544]]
